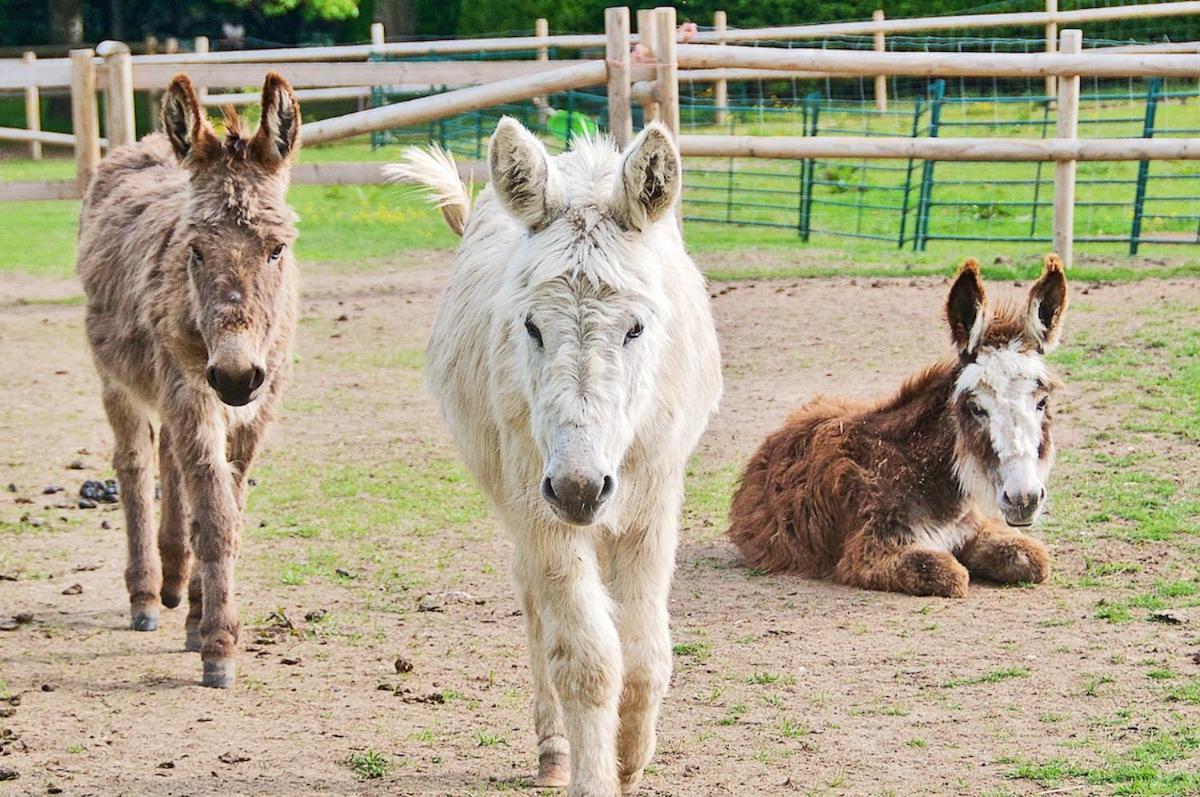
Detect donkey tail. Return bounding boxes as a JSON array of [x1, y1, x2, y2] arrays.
[[384, 145, 471, 236]]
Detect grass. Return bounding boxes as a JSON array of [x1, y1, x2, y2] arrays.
[[942, 667, 1031, 689], [1007, 726, 1200, 796], [348, 749, 392, 780]]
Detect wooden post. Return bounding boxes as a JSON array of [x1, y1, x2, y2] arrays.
[[370, 22, 385, 48], [1053, 29, 1081, 268], [654, 6, 680, 224], [194, 36, 209, 101], [873, 10, 888, 112], [636, 8, 659, 122], [70, 48, 101, 195], [99, 41, 135, 149], [714, 11, 727, 125], [534, 18, 550, 125], [605, 7, 632, 147], [1045, 0, 1058, 101], [22, 52, 41, 160]]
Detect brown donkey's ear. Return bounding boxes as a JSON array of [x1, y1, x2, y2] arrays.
[[946, 258, 988, 355], [1025, 253, 1068, 352], [162, 74, 217, 162], [251, 72, 301, 168]]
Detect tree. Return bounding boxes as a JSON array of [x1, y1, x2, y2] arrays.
[[47, 0, 83, 43]]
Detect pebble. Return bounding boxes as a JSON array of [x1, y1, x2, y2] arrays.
[[61, 584, 83, 596]]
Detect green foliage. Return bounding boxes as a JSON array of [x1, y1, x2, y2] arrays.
[[348, 749, 391, 780]]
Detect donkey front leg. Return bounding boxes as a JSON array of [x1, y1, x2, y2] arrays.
[[606, 512, 678, 796], [158, 425, 191, 612], [513, 572, 570, 787], [836, 527, 970, 598], [515, 533, 622, 797], [168, 402, 242, 688], [101, 385, 161, 631], [959, 513, 1051, 585]]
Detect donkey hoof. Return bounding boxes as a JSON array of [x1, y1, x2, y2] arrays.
[[130, 611, 159, 632], [201, 659, 236, 689], [184, 625, 202, 653], [535, 751, 570, 788], [160, 591, 183, 610]]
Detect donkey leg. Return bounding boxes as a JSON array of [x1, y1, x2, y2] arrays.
[[608, 512, 678, 795], [517, 533, 622, 797], [959, 514, 1051, 585], [513, 568, 570, 787], [184, 567, 203, 653], [167, 400, 241, 687], [837, 530, 969, 598], [158, 425, 192, 611], [101, 386, 161, 631]]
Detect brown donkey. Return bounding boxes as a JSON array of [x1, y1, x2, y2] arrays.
[[728, 256, 1069, 598], [77, 74, 300, 687]]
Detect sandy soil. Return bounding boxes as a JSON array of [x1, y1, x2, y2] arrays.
[[1, 257, 1198, 796]]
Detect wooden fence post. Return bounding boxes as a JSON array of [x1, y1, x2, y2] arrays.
[[653, 6, 680, 224], [70, 48, 101, 195], [22, 52, 41, 160], [194, 36, 209, 102], [370, 22, 385, 48], [1045, 0, 1058, 101], [636, 8, 659, 123], [99, 41, 136, 149], [1053, 29, 1081, 268], [714, 10, 727, 125], [873, 9, 888, 112], [605, 7, 632, 148], [535, 18, 550, 125]]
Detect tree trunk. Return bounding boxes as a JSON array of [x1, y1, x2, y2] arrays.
[[373, 0, 416, 38], [48, 0, 84, 45]]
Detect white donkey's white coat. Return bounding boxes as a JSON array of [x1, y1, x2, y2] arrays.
[[394, 120, 721, 796]]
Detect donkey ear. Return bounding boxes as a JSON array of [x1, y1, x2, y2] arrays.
[[251, 72, 301, 167], [1025, 253, 1068, 352], [488, 116, 562, 230], [946, 258, 989, 355], [162, 74, 215, 161], [611, 122, 681, 231]]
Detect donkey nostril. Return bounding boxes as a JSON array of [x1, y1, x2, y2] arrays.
[[248, 366, 266, 391], [598, 475, 615, 502], [541, 477, 558, 506], [205, 365, 219, 390]]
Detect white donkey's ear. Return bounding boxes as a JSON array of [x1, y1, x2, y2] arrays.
[[946, 258, 988, 355], [488, 116, 562, 230], [1026, 253, 1069, 352], [612, 122, 681, 231]]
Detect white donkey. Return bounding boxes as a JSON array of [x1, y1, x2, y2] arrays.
[[390, 119, 721, 795]]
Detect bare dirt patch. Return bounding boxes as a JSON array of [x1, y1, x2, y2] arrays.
[[1, 263, 1198, 796]]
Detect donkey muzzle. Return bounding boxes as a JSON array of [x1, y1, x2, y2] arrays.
[[206, 361, 266, 407], [999, 486, 1045, 527], [541, 466, 616, 527]]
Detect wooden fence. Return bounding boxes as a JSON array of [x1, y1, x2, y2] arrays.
[[4, 4, 1200, 264]]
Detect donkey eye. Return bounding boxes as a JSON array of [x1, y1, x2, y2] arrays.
[[268, 243, 285, 262], [524, 316, 543, 348], [1036, 396, 1049, 412], [969, 402, 988, 420], [624, 321, 644, 345], [188, 246, 204, 267]]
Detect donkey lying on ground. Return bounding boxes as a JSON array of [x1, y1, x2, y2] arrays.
[[77, 73, 301, 687], [391, 121, 722, 795], [728, 256, 1068, 598]]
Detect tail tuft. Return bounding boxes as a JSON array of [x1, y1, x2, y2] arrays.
[[384, 145, 471, 236]]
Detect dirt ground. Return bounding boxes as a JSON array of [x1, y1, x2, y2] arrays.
[[1, 254, 1198, 797]]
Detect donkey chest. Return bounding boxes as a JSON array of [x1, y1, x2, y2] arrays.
[[908, 513, 975, 553]]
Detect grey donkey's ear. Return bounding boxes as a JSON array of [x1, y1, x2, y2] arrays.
[[946, 258, 989, 356], [251, 72, 301, 168], [162, 74, 217, 162], [488, 116, 563, 230], [612, 122, 681, 231]]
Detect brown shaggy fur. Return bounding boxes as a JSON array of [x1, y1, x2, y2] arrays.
[[728, 257, 1068, 598], [76, 73, 301, 687]]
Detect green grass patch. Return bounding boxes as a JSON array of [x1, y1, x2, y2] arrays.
[[349, 749, 391, 780], [942, 667, 1031, 689], [1008, 726, 1200, 795]]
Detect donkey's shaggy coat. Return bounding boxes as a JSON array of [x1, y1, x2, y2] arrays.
[[728, 256, 1068, 598], [393, 121, 721, 795], [77, 74, 301, 687]]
